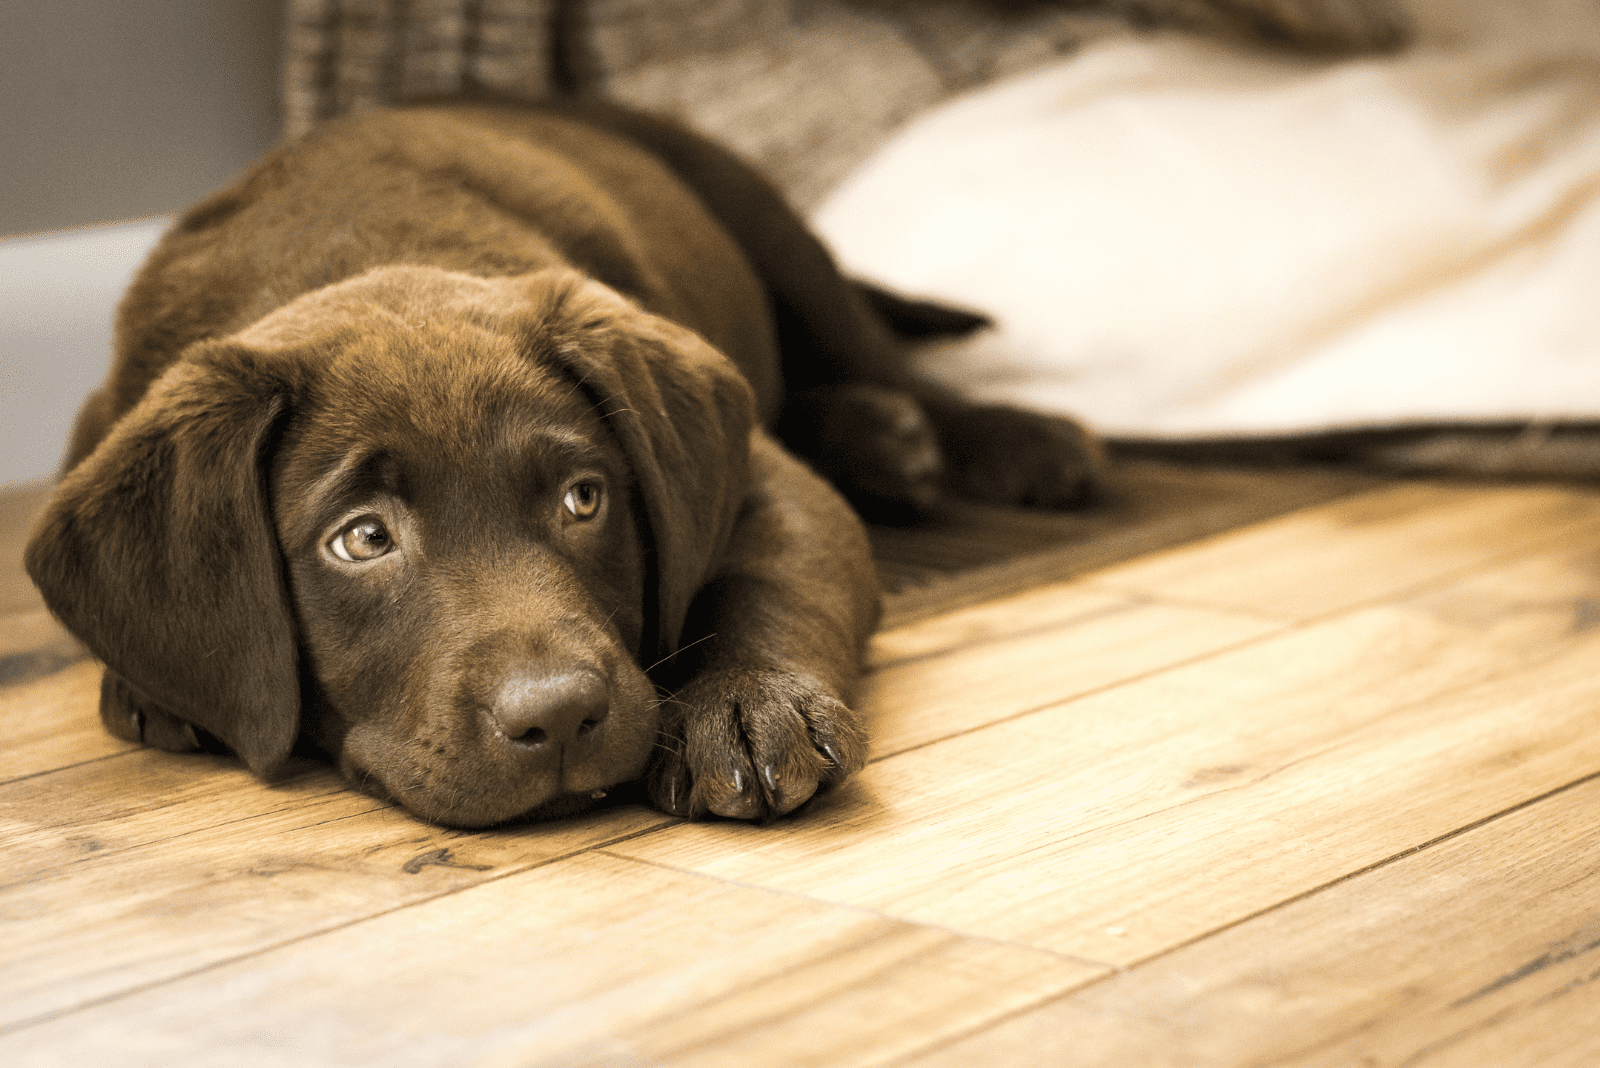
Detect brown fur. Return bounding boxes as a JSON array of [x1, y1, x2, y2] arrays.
[[26, 103, 1098, 826]]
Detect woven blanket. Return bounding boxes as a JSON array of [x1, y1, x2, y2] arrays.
[[283, 0, 1410, 210]]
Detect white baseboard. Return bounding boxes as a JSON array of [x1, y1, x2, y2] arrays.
[[0, 217, 169, 490]]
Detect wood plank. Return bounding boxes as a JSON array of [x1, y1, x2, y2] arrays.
[[595, 910, 1099, 1068], [864, 485, 1600, 759], [1086, 481, 1600, 620], [0, 853, 1103, 1067], [902, 776, 1600, 1068], [0, 750, 672, 1028], [870, 581, 1267, 668], [0, 767, 672, 1036], [874, 461, 1378, 624], [613, 534, 1600, 967], [1, 658, 132, 783], [865, 589, 1277, 758], [2, 750, 374, 880]]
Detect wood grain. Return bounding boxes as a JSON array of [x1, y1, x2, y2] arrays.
[[1087, 482, 1600, 620], [873, 462, 1377, 624], [902, 775, 1600, 1068], [0, 852, 1102, 1066], [870, 580, 1269, 668], [615, 535, 1600, 966], [0, 658, 131, 784], [0, 755, 671, 1028], [868, 484, 1600, 761], [866, 590, 1278, 758], [589, 911, 1100, 1068]]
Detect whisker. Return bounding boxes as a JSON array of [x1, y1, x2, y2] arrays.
[[644, 631, 717, 674]]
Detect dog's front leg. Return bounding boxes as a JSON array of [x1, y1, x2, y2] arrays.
[[649, 430, 879, 820]]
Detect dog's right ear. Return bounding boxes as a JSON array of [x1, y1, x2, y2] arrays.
[[25, 342, 303, 775]]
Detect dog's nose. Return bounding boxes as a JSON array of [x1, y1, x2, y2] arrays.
[[490, 667, 610, 748]]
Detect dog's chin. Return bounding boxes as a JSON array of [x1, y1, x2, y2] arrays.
[[505, 788, 621, 825], [345, 764, 617, 829], [407, 787, 601, 829], [334, 727, 656, 828]]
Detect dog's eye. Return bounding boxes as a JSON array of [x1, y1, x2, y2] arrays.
[[329, 517, 394, 562], [563, 481, 603, 521]]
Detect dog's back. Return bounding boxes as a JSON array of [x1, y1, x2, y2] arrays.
[[82, 106, 779, 470]]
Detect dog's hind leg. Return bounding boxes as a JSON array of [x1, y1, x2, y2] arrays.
[[550, 101, 1103, 512]]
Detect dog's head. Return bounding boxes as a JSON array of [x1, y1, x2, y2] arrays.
[[25, 266, 756, 826]]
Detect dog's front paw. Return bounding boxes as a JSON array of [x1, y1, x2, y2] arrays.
[[939, 404, 1104, 508], [648, 669, 867, 820]]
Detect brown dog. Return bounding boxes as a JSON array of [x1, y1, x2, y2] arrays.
[[26, 102, 1098, 827]]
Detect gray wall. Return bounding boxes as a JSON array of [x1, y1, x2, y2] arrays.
[[3, 0, 284, 237], [1, 0, 283, 489]]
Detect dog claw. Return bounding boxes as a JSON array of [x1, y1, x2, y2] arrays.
[[760, 764, 793, 812], [650, 757, 695, 817], [761, 763, 818, 816]]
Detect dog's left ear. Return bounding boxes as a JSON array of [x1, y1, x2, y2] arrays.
[[25, 342, 302, 774], [534, 277, 758, 661]]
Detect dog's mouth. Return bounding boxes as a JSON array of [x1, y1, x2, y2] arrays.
[[502, 784, 635, 825], [332, 697, 659, 828], [341, 754, 615, 827]]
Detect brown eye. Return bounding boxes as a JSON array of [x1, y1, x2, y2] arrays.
[[330, 517, 394, 562], [563, 481, 602, 521]]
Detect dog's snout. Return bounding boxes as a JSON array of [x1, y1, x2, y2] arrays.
[[490, 666, 610, 748]]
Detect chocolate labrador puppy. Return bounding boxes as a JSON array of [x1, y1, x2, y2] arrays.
[[26, 102, 1098, 827]]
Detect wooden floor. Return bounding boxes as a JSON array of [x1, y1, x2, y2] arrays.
[[4, 478, 1600, 1066]]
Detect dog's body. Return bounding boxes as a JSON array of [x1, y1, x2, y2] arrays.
[[27, 103, 1097, 827]]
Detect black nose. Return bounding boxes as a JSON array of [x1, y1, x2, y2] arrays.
[[490, 667, 610, 748]]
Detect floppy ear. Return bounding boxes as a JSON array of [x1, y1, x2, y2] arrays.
[[539, 279, 758, 660], [25, 342, 301, 774]]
